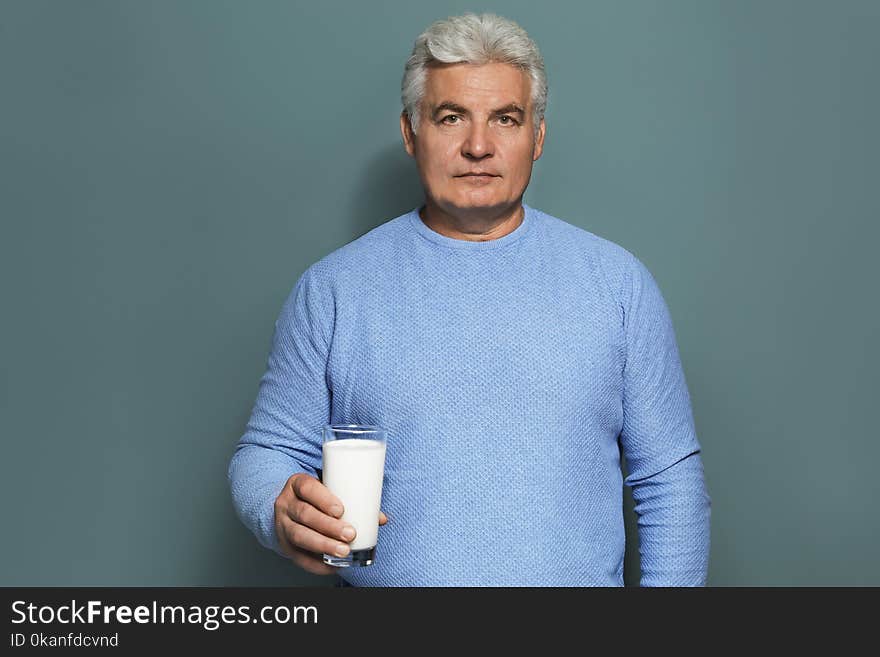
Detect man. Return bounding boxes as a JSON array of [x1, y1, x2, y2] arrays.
[[228, 13, 711, 586]]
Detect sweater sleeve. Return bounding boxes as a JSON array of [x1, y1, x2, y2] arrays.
[[617, 256, 711, 586], [227, 265, 334, 557]]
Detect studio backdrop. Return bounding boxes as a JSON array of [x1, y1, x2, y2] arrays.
[[1, 0, 877, 586]]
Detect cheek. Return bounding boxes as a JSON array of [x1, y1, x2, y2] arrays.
[[422, 148, 455, 178], [509, 146, 535, 178]]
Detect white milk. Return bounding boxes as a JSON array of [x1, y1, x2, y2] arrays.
[[322, 438, 387, 550]]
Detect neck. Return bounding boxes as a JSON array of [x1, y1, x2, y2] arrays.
[[418, 201, 525, 242]]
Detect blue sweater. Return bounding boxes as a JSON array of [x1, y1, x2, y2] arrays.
[[228, 203, 711, 586]]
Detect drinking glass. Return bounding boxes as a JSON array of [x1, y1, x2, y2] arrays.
[[321, 424, 388, 567]]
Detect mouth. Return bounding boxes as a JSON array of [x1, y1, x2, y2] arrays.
[[455, 174, 500, 184], [455, 173, 499, 185]]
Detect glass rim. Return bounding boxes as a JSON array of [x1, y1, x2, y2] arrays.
[[323, 423, 386, 435]]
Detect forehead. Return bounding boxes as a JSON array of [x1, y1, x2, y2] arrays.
[[423, 62, 531, 107]]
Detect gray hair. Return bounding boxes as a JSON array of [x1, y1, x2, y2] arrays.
[[401, 13, 548, 141]]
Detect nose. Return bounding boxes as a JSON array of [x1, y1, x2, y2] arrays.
[[461, 121, 494, 160]]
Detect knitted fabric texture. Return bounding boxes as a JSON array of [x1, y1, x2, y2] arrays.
[[228, 203, 711, 586]]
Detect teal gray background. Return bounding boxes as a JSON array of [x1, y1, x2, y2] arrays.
[[1, 0, 877, 586]]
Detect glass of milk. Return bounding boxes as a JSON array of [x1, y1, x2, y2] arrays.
[[321, 424, 388, 567]]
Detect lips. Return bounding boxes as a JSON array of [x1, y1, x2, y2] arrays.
[[456, 173, 498, 186]]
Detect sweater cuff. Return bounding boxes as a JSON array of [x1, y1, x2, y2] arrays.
[[228, 449, 315, 559]]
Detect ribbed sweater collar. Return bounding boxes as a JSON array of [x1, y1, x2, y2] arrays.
[[407, 203, 536, 251]]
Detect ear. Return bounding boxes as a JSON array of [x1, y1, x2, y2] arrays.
[[532, 116, 546, 161], [400, 112, 416, 158]]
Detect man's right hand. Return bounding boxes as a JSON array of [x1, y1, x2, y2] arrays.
[[274, 472, 387, 576]]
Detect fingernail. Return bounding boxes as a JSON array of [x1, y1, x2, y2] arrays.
[[341, 526, 356, 541], [335, 544, 349, 557], [330, 505, 343, 518]]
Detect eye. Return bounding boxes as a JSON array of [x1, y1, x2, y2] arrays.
[[498, 116, 518, 126], [441, 115, 461, 124]]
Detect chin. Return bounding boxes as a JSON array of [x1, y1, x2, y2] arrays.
[[458, 191, 505, 205], [449, 199, 509, 214]]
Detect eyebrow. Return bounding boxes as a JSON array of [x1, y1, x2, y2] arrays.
[[431, 101, 526, 120]]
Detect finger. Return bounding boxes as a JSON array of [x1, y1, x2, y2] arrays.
[[285, 498, 357, 543], [289, 548, 339, 576], [282, 516, 352, 559], [379, 511, 388, 525], [275, 513, 298, 560], [292, 475, 345, 518], [277, 516, 338, 576]]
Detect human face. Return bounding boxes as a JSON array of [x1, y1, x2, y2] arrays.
[[401, 62, 545, 223]]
